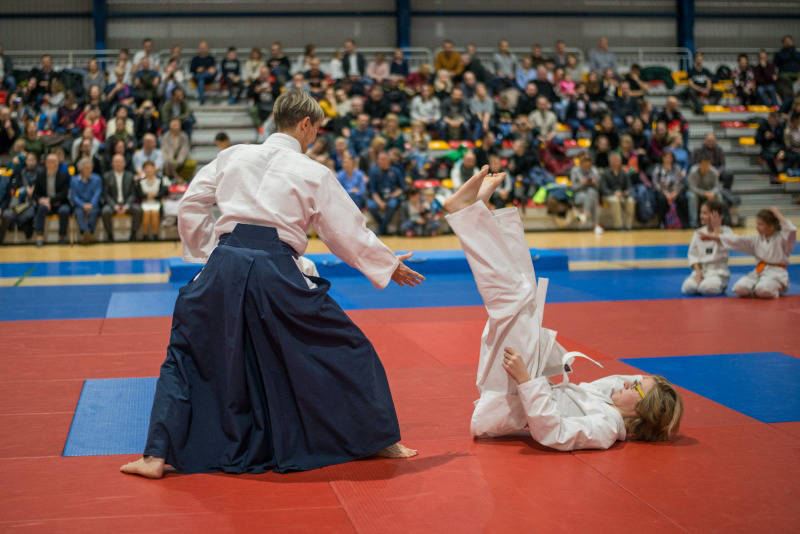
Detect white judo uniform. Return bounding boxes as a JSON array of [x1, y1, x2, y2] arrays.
[[446, 201, 639, 451], [681, 225, 733, 295], [178, 133, 397, 287], [721, 219, 796, 299]]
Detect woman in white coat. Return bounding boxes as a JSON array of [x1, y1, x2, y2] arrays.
[[443, 168, 684, 450]]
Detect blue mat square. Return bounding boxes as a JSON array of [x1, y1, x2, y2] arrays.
[[63, 378, 157, 456], [105, 290, 178, 318], [620, 352, 800, 423]]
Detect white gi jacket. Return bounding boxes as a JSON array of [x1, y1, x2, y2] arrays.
[[688, 225, 733, 275], [720, 219, 796, 268], [515, 374, 641, 451], [177, 133, 399, 288]]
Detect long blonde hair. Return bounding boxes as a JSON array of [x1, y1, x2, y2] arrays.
[[624, 375, 683, 442]]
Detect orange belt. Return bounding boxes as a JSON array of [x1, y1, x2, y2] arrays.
[[756, 261, 787, 274]]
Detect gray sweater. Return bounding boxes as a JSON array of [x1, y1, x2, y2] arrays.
[[687, 165, 720, 196]]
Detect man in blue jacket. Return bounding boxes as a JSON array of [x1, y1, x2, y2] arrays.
[[70, 157, 102, 243]]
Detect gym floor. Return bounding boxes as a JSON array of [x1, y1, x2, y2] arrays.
[[1, 228, 798, 533]]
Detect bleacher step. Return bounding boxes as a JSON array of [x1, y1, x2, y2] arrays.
[[193, 128, 256, 144]]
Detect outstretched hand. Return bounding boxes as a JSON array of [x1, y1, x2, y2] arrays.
[[391, 252, 425, 287]]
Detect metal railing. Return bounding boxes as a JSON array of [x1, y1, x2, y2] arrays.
[[5, 47, 434, 75], [695, 47, 779, 73], [609, 47, 693, 72], [5, 49, 121, 70], [464, 47, 585, 75], [18, 45, 786, 79], [165, 47, 433, 77]]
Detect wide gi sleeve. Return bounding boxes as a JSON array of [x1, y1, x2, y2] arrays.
[[719, 231, 758, 256], [312, 170, 400, 289], [516, 377, 621, 451], [177, 158, 219, 263], [687, 230, 703, 267], [780, 219, 797, 257]]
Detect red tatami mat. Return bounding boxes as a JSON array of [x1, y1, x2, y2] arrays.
[[1, 301, 798, 532]]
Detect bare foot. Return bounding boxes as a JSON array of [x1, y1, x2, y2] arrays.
[[374, 442, 418, 458], [444, 165, 488, 213], [120, 456, 167, 479], [477, 171, 507, 204]]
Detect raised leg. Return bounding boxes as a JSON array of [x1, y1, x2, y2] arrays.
[[446, 196, 543, 437]]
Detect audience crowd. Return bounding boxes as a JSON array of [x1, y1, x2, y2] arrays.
[[0, 34, 799, 244]]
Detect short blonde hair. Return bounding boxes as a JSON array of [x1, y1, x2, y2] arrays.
[[273, 88, 325, 131], [624, 375, 683, 442]]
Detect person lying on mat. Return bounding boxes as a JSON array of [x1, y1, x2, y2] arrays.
[[121, 89, 423, 479], [443, 167, 684, 450]]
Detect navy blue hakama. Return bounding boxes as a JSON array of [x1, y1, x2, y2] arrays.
[[143, 224, 401, 473]]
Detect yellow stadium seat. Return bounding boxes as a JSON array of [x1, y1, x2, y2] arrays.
[[429, 141, 449, 150], [577, 139, 591, 148], [739, 137, 756, 146], [555, 176, 571, 186], [712, 82, 731, 91], [747, 105, 771, 113], [702, 105, 728, 113], [441, 178, 454, 189], [747, 123, 759, 129], [671, 71, 688, 85], [556, 123, 569, 132]]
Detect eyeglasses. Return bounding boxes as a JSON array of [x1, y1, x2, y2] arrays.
[[631, 380, 645, 400]]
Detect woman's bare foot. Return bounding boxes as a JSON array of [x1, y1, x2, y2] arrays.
[[374, 442, 418, 458], [120, 456, 167, 479], [444, 165, 488, 213], [477, 172, 507, 204]]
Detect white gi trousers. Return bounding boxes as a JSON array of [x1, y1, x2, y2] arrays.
[[681, 265, 730, 296], [732, 265, 789, 299], [445, 202, 576, 437]]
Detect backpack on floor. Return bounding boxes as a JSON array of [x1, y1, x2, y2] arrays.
[[664, 202, 682, 229], [633, 183, 657, 223]]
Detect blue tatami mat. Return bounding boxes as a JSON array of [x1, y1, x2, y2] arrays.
[[63, 377, 157, 456], [551, 243, 800, 262], [0, 283, 178, 321], [621, 352, 800, 423], [106, 290, 178, 318], [0, 259, 168, 278], [168, 249, 569, 283], [4, 266, 800, 320]]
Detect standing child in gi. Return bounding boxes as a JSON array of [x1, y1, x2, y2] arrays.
[[702, 207, 796, 298], [682, 199, 733, 296]]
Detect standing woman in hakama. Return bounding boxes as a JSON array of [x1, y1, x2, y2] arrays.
[[121, 89, 423, 478]]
